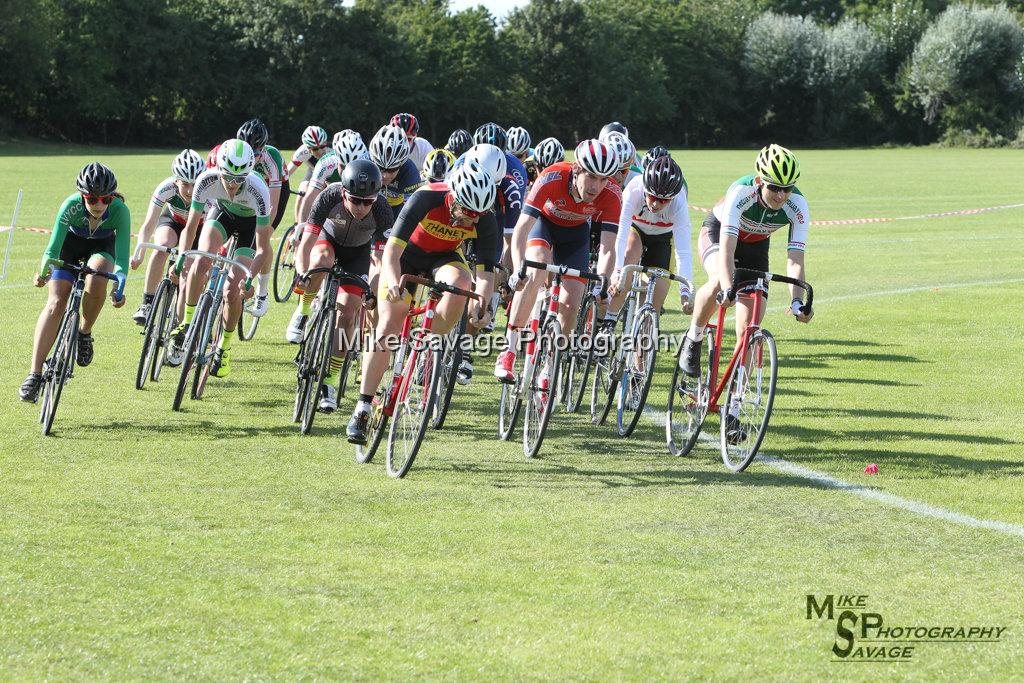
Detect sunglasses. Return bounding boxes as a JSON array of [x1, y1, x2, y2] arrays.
[[382, 166, 402, 174], [454, 203, 482, 219], [346, 193, 377, 207], [223, 174, 247, 185], [766, 183, 794, 193], [82, 194, 114, 205], [645, 192, 673, 204]]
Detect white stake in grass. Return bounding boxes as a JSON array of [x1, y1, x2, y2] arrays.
[[1, 189, 24, 282]]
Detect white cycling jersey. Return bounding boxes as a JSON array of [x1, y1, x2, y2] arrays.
[[150, 177, 190, 222], [711, 175, 810, 251], [409, 137, 434, 171], [190, 169, 272, 226], [614, 174, 693, 292]]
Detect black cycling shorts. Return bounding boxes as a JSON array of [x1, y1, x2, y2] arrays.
[[635, 229, 673, 270], [157, 206, 200, 251], [699, 209, 770, 274], [206, 205, 257, 253]]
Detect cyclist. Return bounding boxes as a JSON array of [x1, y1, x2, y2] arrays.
[[301, 159, 394, 411], [679, 144, 813, 387], [445, 129, 473, 158], [284, 125, 330, 223], [528, 137, 565, 188], [129, 149, 206, 325], [642, 145, 670, 169], [370, 124, 423, 220], [604, 132, 639, 189], [168, 139, 272, 378], [20, 163, 128, 401], [606, 155, 694, 323], [345, 163, 498, 444], [494, 139, 621, 383], [506, 126, 531, 166], [391, 112, 434, 170], [421, 148, 456, 183]]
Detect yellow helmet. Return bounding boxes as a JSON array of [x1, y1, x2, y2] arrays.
[[422, 148, 457, 182], [755, 144, 800, 186]]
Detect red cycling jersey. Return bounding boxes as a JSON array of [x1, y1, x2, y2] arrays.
[[522, 162, 622, 231]]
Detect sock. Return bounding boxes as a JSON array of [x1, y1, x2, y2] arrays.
[[219, 328, 235, 351], [143, 292, 155, 305], [356, 393, 373, 413], [257, 273, 270, 296], [686, 321, 704, 342], [301, 291, 316, 316], [505, 327, 520, 354], [184, 304, 196, 325], [293, 284, 305, 296], [603, 311, 618, 323], [326, 354, 344, 381]]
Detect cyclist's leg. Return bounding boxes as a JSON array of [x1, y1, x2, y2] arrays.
[[223, 222, 264, 332], [144, 211, 181, 297], [358, 294, 411, 400], [642, 231, 674, 312], [431, 261, 473, 335], [185, 220, 224, 308], [608, 229, 643, 316], [30, 276, 73, 373], [79, 253, 115, 335], [690, 215, 725, 331]]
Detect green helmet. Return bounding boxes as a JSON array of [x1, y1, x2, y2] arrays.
[[755, 144, 800, 186], [217, 138, 255, 176]]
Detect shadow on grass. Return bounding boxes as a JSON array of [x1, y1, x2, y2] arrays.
[[774, 407, 955, 421], [779, 445, 1024, 477], [74, 418, 343, 440]]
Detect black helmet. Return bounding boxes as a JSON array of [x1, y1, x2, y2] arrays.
[[237, 118, 269, 151], [390, 112, 419, 136], [76, 162, 117, 195], [643, 156, 685, 199], [600, 121, 629, 140], [473, 122, 507, 150], [342, 158, 382, 197], [446, 129, 473, 157], [642, 145, 671, 170]]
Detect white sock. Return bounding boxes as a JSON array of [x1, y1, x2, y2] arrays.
[[257, 273, 270, 295], [505, 328, 520, 354], [356, 399, 371, 413], [686, 322, 704, 342]]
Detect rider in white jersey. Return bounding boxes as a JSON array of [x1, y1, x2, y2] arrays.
[[391, 113, 433, 170]]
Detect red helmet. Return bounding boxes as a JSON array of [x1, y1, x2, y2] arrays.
[[390, 113, 419, 137]]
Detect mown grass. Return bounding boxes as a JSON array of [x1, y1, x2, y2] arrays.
[[0, 142, 1022, 679]]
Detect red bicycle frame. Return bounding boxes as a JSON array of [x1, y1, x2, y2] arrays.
[[704, 288, 766, 415]]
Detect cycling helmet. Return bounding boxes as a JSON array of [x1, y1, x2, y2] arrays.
[[643, 156, 685, 199], [464, 144, 507, 184], [506, 126, 531, 156], [171, 149, 205, 183], [449, 162, 497, 214], [301, 125, 328, 149], [369, 124, 411, 170], [390, 112, 420, 137], [333, 132, 368, 166], [573, 139, 618, 178], [755, 143, 800, 186], [604, 131, 636, 171], [446, 129, 473, 157], [474, 122, 507, 150], [422, 148, 456, 183], [76, 162, 117, 195], [342, 159, 383, 197], [641, 145, 670, 170], [599, 121, 629, 140], [533, 137, 565, 168], [236, 118, 269, 151], [217, 138, 256, 176]]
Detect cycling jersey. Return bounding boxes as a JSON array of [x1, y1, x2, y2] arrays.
[[614, 175, 693, 286], [287, 144, 317, 175], [383, 159, 423, 219], [408, 137, 434, 171], [191, 169, 272, 227], [305, 183, 394, 247], [310, 150, 345, 191], [712, 174, 809, 251], [150, 177, 194, 224], [452, 151, 528, 234], [42, 194, 131, 276], [389, 183, 499, 271], [523, 161, 622, 231]]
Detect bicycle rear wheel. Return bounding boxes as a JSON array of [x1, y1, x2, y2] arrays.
[[301, 305, 335, 435], [666, 332, 716, 457], [273, 224, 298, 302], [523, 318, 562, 458], [135, 280, 168, 389], [355, 388, 389, 464], [150, 281, 177, 382], [238, 303, 259, 341], [192, 297, 223, 401], [173, 292, 211, 411], [590, 348, 618, 426], [40, 307, 79, 436], [564, 294, 596, 413], [616, 307, 659, 437], [430, 312, 466, 430], [721, 329, 778, 472], [386, 344, 442, 478]]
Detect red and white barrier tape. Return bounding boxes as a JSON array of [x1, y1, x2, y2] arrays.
[[687, 202, 1024, 226]]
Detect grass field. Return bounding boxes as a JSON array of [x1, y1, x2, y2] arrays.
[[1, 142, 1022, 679]]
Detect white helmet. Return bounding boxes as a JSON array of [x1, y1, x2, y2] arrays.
[[217, 138, 256, 176], [464, 144, 507, 185], [604, 131, 636, 171], [506, 126, 531, 156], [533, 137, 564, 168], [333, 132, 368, 166], [172, 149, 205, 182], [334, 129, 362, 146], [369, 124, 411, 170], [573, 139, 617, 178], [301, 125, 328, 148], [449, 161, 497, 213]]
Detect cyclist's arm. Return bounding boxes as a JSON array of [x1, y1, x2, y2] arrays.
[[381, 190, 432, 292], [614, 181, 642, 272], [509, 211, 538, 273], [717, 233, 738, 292], [671, 191, 693, 293], [785, 196, 810, 303], [595, 186, 622, 280], [111, 204, 131, 275], [787, 249, 807, 300], [40, 198, 74, 275]]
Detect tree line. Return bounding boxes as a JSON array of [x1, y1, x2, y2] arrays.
[[2, 0, 1022, 150]]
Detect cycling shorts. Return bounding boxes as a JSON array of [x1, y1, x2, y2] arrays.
[[527, 215, 590, 274], [53, 232, 116, 283]]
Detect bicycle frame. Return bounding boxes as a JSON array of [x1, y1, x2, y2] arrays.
[[704, 284, 766, 416]]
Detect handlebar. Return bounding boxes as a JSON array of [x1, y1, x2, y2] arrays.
[[133, 241, 180, 262], [518, 259, 608, 299], [288, 188, 307, 197], [399, 274, 483, 302], [620, 264, 693, 295], [299, 267, 371, 296], [722, 268, 814, 314], [44, 258, 126, 300], [176, 248, 254, 286]]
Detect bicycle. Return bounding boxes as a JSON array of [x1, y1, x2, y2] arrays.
[[272, 189, 307, 303], [498, 260, 605, 458], [356, 274, 481, 478], [171, 237, 253, 411], [291, 265, 369, 435], [38, 259, 125, 435], [666, 268, 813, 471], [133, 242, 180, 390], [593, 264, 693, 437], [559, 279, 598, 413]]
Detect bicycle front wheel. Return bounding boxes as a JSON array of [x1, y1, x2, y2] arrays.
[[238, 303, 259, 341], [721, 329, 778, 472], [192, 296, 223, 401], [564, 294, 596, 413], [355, 388, 389, 464], [273, 224, 298, 302], [300, 305, 335, 435], [40, 306, 79, 436], [617, 306, 659, 437], [136, 279, 170, 390], [386, 344, 442, 478], [172, 293, 211, 411], [151, 280, 177, 382], [523, 318, 562, 458], [666, 332, 716, 457], [431, 312, 466, 430]]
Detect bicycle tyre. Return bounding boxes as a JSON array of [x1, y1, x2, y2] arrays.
[[273, 224, 298, 303], [721, 329, 778, 472], [386, 344, 442, 478], [192, 295, 223, 401], [238, 303, 259, 341], [172, 292, 211, 411], [151, 281, 177, 382], [616, 306, 659, 437], [40, 306, 78, 436], [523, 318, 562, 458], [136, 279, 170, 390], [498, 377, 523, 441], [430, 312, 466, 430], [590, 350, 618, 427], [355, 389, 389, 464], [301, 303, 335, 435], [565, 294, 596, 413], [666, 331, 716, 457]]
